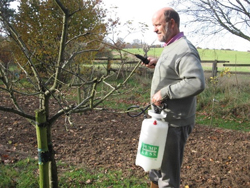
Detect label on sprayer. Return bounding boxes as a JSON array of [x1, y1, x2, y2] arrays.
[[140, 143, 159, 158]]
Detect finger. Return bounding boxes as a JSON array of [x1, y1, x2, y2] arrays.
[[155, 101, 161, 106]]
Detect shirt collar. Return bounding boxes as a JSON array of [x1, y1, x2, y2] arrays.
[[164, 32, 184, 46]]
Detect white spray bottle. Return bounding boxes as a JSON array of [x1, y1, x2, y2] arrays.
[[135, 109, 169, 172]]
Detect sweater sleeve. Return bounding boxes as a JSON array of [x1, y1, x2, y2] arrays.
[[160, 52, 205, 99]]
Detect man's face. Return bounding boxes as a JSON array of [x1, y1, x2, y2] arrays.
[[152, 13, 171, 43]]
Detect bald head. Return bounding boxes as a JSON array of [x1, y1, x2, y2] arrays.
[[152, 7, 180, 43], [153, 7, 180, 28]]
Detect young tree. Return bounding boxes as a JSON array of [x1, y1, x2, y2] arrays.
[[0, 0, 141, 187], [170, 0, 250, 42]]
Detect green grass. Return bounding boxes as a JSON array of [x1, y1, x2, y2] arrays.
[[0, 159, 148, 188], [196, 114, 250, 132], [198, 49, 250, 72], [125, 47, 250, 63], [124, 48, 250, 72], [195, 70, 250, 131], [0, 158, 39, 187], [59, 167, 148, 187], [198, 49, 250, 64]]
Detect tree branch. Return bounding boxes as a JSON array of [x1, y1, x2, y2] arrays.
[[65, 32, 91, 46], [0, 106, 35, 120], [1, 13, 43, 90], [93, 60, 141, 107], [52, 0, 69, 91]]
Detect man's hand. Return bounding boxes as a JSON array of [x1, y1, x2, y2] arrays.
[[152, 90, 163, 106], [141, 57, 158, 69]]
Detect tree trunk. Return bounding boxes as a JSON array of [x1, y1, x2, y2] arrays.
[[47, 125, 58, 188], [35, 109, 50, 188]]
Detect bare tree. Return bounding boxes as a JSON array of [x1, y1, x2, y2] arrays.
[[0, 0, 141, 187], [171, 0, 250, 42]]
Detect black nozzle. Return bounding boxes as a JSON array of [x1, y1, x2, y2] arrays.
[[134, 54, 150, 64]]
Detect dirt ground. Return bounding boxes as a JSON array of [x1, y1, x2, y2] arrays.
[[0, 96, 250, 187]]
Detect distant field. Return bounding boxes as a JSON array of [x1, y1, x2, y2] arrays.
[[125, 48, 250, 72]]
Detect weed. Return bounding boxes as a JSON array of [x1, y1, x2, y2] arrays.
[[197, 68, 250, 130]]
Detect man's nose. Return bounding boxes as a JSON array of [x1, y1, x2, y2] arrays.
[[153, 26, 158, 33]]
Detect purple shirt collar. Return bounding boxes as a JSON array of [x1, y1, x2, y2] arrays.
[[164, 32, 184, 46]]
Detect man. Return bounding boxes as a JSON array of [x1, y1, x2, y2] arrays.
[[145, 7, 205, 188]]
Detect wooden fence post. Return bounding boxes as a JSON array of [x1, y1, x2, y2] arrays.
[[212, 60, 218, 77], [107, 57, 111, 75], [201, 60, 229, 77]]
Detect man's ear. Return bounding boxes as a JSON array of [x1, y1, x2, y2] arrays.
[[169, 18, 176, 28]]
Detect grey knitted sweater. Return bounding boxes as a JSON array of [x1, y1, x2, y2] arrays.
[[151, 36, 205, 127]]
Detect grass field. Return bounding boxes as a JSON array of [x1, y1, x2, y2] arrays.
[[124, 48, 250, 72], [125, 48, 250, 63], [0, 158, 148, 187]]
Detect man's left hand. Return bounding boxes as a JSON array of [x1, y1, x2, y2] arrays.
[[152, 90, 163, 106]]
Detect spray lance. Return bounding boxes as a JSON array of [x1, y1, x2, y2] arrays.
[[98, 40, 150, 64]]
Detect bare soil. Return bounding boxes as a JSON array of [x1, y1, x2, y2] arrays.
[[0, 95, 250, 188]]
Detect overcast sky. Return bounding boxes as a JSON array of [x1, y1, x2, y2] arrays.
[[10, 0, 250, 51], [102, 0, 250, 52]]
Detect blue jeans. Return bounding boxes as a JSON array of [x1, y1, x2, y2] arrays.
[[149, 124, 194, 188]]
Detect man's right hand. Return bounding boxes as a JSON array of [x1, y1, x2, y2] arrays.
[[144, 57, 158, 69]]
